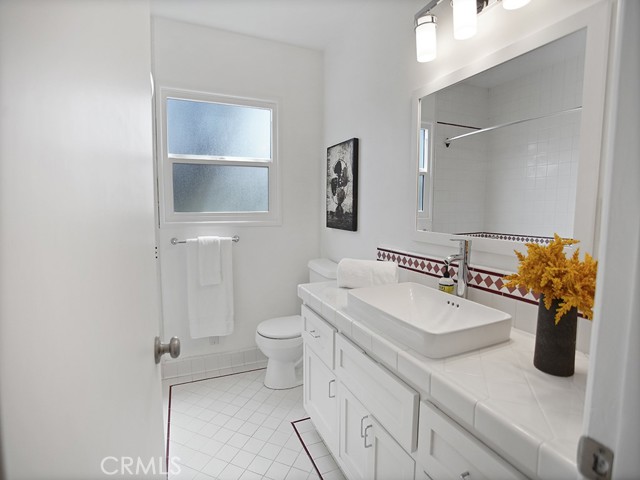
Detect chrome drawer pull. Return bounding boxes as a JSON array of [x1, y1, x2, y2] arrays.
[[308, 329, 320, 339], [328, 379, 336, 398], [460, 472, 470, 479], [363, 424, 373, 448], [360, 415, 369, 438]]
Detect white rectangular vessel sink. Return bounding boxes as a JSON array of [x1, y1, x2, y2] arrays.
[[347, 282, 512, 358]]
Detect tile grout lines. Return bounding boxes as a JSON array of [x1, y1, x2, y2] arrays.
[[165, 367, 342, 480]]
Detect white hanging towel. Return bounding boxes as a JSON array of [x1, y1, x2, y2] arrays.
[[198, 236, 221, 286], [186, 236, 234, 338], [336, 258, 398, 289]]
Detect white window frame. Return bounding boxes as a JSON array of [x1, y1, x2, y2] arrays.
[[157, 88, 280, 225]]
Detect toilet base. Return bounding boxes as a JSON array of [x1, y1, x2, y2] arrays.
[[263, 359, 302, 390]]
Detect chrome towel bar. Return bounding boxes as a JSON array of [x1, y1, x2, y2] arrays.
[[170, 235, 239, 245]]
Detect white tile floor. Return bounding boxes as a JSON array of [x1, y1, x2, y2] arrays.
[[164, 367, 345, 480]]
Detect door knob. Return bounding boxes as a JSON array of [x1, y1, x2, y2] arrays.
[[154, 336, 180, 364]]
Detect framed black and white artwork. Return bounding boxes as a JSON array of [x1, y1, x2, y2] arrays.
[[326, 138, 358, 231]]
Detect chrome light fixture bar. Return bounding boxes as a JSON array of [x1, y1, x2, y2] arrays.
[[415, 0, 532, 63]]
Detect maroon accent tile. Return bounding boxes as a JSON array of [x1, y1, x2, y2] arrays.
[[291, 418, 325, 480], [376, 246, 543, 308]]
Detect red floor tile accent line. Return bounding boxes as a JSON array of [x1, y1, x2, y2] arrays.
[[291, 418, 324, 480]]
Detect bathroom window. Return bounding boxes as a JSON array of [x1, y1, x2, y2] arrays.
[[159, 89, 279, 224], [417, 123, 433, 231]]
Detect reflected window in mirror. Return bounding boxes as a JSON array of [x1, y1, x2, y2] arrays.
[[417, 122, 434, 231]]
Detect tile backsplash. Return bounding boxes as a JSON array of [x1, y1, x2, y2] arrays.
[[162, 346, 267, 381], [378, 246, 592, 354]]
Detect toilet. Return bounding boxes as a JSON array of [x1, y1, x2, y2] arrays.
[[255, 258, 338, 389]]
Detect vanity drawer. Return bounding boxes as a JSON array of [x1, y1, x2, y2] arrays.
[[335, 333, 418, 453], [417, 401, 526, 480], [301, 304, 336, 369]]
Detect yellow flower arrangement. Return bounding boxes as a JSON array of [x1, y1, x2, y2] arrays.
[[504, 234, 598, 324]]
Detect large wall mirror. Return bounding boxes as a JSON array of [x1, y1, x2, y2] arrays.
[[412, 3, 611, 259]]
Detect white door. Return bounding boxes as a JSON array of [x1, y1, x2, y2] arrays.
[[0, 2, 166, 479], [582, 1, 640, 478]]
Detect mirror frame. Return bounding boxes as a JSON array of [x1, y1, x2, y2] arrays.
[[411, 2, 612, 259]]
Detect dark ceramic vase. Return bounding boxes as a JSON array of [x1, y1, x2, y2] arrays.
[[533, 294, 578, 376]]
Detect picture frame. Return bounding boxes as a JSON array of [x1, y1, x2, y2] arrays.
[[326, 138, 358, 231]]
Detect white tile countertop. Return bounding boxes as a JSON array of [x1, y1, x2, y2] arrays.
[[298, 281, 589, 480]]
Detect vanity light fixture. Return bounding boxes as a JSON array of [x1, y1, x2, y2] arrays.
[[415, 13, 438, 62], [415, 0, 531, 62], [502, 0, 531, 10], [453, 0, 477, 40]]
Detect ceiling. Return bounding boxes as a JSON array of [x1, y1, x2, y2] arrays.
[[150, 0, 416, 51]]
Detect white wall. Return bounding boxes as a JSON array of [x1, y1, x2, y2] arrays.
[[152, 18, 323, 358], [321, 0, 607, 268]]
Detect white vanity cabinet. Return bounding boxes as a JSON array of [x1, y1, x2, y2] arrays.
[[338, 384, 416, 480], [336, 336, 417, 480], [416, 401, 526, 480], [301, 302, 528, 480], [337, 384, 370, 479], [301, 305, 338, 454]]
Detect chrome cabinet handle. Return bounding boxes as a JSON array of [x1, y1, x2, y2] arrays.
[[328, 379, 336, 398], [154, 336, 180, 364], [363, 424, 373, 448], [460, 472, 470, 479], [360, 415, 369, 438], [308, 329, 320, 339]]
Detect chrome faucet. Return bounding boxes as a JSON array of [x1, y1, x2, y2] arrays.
[[444, 238, 472, 298]]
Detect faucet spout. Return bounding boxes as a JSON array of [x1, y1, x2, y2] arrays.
[[445, 239, 472, 298]]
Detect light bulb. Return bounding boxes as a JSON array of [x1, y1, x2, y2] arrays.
[[502, 0, 531, 10], [453, 0, 477, 40], [416, 14, 437, 62]]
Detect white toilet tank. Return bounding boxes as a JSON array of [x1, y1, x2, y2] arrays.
[[308, 258, 338, 283]]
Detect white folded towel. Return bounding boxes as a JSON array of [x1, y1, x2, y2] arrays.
[[186, 237, 234, 338], [198, 236, 221, 286], [336, 258, 398, 289]]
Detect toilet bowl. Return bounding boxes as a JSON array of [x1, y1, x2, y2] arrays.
[[255, 258, 338, 390], [255, 316, 303, 389]]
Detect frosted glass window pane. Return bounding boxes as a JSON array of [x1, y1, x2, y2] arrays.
[[167, 98, 271, 159], [173, 163, 269, 213], [418, 175, 425, 212], [419, 129, 426, 170]]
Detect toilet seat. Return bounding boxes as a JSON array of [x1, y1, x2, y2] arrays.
[[256, 315, 301, 340]]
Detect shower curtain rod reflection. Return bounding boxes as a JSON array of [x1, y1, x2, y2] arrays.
[[170, 235, 240, 245], [444, 106, 582, 147]]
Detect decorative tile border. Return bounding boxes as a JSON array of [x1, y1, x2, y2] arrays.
[[457, 232, 554, 245], [377, 247, 540, 305]]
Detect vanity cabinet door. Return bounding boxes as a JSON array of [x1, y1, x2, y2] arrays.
[[302, 341, 338, 453], [335, 333, 419, 452], [338, 384, 370, 480], [368, 416, 416, 480], [417, 401, 526, 480]]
